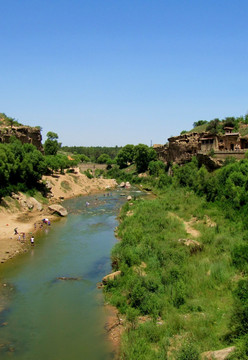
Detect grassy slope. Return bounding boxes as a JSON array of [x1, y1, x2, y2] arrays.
[[104, 187, 241, 359], [187, 122, 248, 136], [187, 124, 208, 134]]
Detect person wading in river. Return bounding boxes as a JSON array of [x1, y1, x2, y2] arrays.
[[30, 236, 34, 246]]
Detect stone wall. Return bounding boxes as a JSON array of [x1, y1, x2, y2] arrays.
[[154, 133, 202, 164], [0, 126, 43, 152]]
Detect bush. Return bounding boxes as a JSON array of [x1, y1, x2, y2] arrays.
[[84, 170, 94, 179], [80, 154, 90, 162], [148, 160, 165, 176], [157, 174, 172, 188], [231, 243, 248, 272], [134, 144, 157, 173], [175, 339, 200, 360], [97, 153, 111, 164], [231, 279, 248, 336]]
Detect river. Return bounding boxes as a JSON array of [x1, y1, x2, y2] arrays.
[[0, 188, 143, 360]]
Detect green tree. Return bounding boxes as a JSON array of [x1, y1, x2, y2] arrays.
[[44, 132, 60, 155], [193, 120, 208, 128], [231, 279, 248, 336], [97, 153, 111, 164], [45, 155, 60, 174], [116, 144, 135, 169], [148, 160, 165, 176], [80, 154, 90, 162], [134, 144, 157, 173], [206, 118, 222, 134]]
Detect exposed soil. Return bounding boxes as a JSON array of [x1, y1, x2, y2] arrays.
[[0, 171, 117, 264], [169, 212, 201, 238], [104, 305, 125, 359]]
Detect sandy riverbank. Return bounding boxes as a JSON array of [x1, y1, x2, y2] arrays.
[[0, 171, 117, 264], [0, 209, 58, 263]]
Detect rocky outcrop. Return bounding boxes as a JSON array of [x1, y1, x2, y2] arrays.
[[154, 129, 247, 168], [201, 346, 235, 360], [178, 238, 203, 254], [48, 204, 68, 217], [155, 133, 202, 165], [0, 126, 43, 152], [25, 197, 43, 211], [119, 182, 131, 188], [102, 271, 121, 284], [197, 153, 223, 170]]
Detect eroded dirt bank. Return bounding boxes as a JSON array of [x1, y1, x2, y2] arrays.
[[0, 171, 117, 263]]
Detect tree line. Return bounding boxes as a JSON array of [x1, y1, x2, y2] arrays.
[[61, 145, 122, 161]]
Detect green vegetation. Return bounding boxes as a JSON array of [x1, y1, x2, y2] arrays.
[[0, 131, 79, 199], [44, 131, 61, 155], [79, 154, 90, 162], [103, 155, 248, 359], [60, 180, 71, 192], [61, 145, 121, 162], [84, 169, 94, 179], [0, 112, 23, 127], [116, 144, 157, 172], [186, 114, 248, 134], [193, 120, 208, 128], [116, 144, 135, 169], [96, 153, 112, 164], [0, 139, 47, 198]]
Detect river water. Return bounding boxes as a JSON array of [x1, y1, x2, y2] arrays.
[[0, 189, 142, 360]]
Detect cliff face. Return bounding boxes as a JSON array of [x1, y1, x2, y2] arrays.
[[155, 132, 202, 164], [0, 126, 43, 152]]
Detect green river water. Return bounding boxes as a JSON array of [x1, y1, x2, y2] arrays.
[[0, 189, 143, 360]]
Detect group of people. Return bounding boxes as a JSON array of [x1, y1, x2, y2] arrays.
[[14, 218, 52, 246], [15, 228, 34, 245]]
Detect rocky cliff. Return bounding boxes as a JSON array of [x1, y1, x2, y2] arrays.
[[154, 132, 202, 164], [0, 126, 43, 152]]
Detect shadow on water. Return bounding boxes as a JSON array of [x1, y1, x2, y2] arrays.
[[85, 255, 110, 279]]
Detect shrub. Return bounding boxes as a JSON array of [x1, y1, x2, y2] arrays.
[[84, 170, 94, 179], [231, 243, 248, 272], [148, 160, 165, 176], [175, 339, 200, 360], [97, 153, 111, 164], [231, 279, 248, 336]]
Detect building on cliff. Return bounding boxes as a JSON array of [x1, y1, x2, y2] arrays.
[[154, 126, 248, 168], [0, 126, 43, 152]]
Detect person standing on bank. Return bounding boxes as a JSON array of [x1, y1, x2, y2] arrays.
[[30, 236, 34, 246]]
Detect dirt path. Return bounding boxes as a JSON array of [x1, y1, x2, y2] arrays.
[[169, 212, 200, 238]]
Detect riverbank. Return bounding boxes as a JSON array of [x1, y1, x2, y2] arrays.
[[0, 171, 117, 264], [0, 208, 58, 263], [103, 186, 240, 359]]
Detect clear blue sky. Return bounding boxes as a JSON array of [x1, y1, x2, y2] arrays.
[[1, 0, 248, 146]]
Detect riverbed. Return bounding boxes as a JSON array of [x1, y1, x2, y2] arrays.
[[0, 189, 143, 360]]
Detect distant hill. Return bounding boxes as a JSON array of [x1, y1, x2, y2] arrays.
[[182, 115, 248, 136]]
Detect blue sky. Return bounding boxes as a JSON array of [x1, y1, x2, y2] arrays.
[[0, 0, 248, 146]]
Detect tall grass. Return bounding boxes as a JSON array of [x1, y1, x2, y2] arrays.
[[104, 186, 243, 359]]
